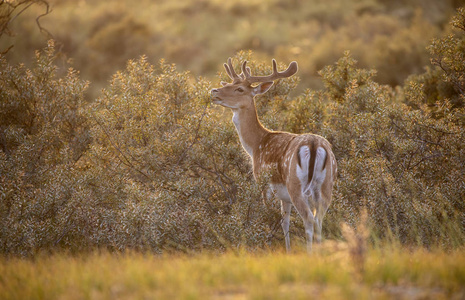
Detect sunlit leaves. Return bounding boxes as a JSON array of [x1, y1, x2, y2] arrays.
[[285, 50, 465, 246], [2, 8, 465, 256]]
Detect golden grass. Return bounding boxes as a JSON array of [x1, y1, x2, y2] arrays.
[[1, 243, 464, 299]]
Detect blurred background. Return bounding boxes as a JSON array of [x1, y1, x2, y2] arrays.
[[2, 0, 464, 99]]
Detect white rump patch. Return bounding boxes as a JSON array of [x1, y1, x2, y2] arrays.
[[311, 147, 327, 187], [297, 146, 327, 197], [296, 146, 310, 190]]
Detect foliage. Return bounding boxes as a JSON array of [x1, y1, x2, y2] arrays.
[[86, 52, 302, 252], [285, 52, 465, 246], [427, 7, 465, 107], [0, 46, 296, 256], [1, 8, 465, 257], [0, 40, 90, 256]]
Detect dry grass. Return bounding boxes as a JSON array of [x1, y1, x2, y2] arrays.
[[1, 243, 464, 300]]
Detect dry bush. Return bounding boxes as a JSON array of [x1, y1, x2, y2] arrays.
[[0, 47, 290, 256], [80, 52, 296, 253], [285, 51, 464, 247], [0, 40, 90, 256], [1, 8, 464, 256]]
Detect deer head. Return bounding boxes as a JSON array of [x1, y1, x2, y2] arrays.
[[211, 58, 298, 109]]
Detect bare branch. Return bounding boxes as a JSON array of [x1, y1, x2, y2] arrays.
[[0, 0, 52, 54], [35, 0, 53, 40]]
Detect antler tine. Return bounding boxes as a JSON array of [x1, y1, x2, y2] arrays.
[[223, 57, 241, 82], [240, 61, 249, 80], [272, 59, 278, 74], [242, 59, 298, 84], [240, 60, 250, 81], [223, 63, 232, 79]]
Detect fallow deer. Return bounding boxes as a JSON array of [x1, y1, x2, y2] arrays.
[[211, 58, 337, 252]]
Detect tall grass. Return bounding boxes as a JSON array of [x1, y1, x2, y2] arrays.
[[1, 244, 464, 299]]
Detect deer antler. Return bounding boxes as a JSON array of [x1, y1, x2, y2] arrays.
[[241, 59, 298, 84], [223, 58, 298, 84]]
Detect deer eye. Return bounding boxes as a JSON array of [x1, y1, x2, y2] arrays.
[[235, 87, 244, 93]]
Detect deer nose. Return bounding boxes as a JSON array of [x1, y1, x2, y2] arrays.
[[211, 89, 219, 94]]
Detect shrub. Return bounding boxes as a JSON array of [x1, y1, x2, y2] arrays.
[[427, 7, 465, 108], [285, 52, 465, 246], [0, 41, 90, 256], [2, 8, 465, 256], [86, 53, 295, 252]]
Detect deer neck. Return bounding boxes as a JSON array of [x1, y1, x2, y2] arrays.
[[232, 102, 268, 158]]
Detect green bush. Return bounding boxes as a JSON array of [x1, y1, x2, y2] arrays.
[[86, 52, 303, 252], [427, 7, 465, 108], [285, 52, 465, 246], [1, 8, 465, 256], [0, 41, 90, 256]]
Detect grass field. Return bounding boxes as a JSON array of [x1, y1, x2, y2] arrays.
[[1, 243, 464, 300]]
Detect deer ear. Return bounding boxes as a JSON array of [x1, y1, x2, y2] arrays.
[[252, 81, 274, 96]]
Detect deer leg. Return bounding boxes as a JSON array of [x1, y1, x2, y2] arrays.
[[312, 189, 323, 244], [290, 191, 315, 253], [280, 200, 292, 252], [302, 210, 315, 253], [315, 217, 322, 244], [314, 184, 332, 244]]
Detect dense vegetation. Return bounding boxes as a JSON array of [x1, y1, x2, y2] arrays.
[[0, 0, 464, 257]]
